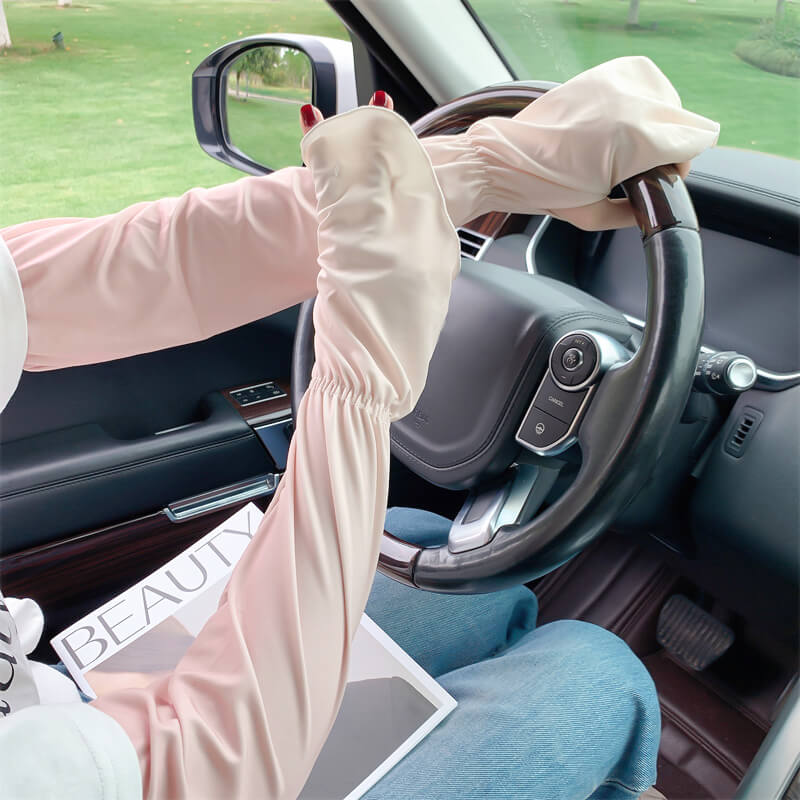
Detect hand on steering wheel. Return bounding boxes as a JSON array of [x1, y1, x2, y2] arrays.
[[292, 62, 714, 593], [297, 59, 714, 234]]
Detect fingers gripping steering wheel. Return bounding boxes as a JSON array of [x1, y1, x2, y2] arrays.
[[291, 84, 704, 594]]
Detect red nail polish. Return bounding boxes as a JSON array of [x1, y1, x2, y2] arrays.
[[372, 90, 387, 108], [301, 104, 317, 128]]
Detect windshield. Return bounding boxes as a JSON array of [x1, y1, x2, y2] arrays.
[[467, 0, 799, 160]]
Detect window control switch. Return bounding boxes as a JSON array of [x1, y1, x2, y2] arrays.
[[230, 382, 286, 407]]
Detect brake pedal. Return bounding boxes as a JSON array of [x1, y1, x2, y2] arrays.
[[657, 594, 734, 671]]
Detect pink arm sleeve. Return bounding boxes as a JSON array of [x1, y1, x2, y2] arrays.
[[1, 168, 321, 371], [1, 56, 718, 375], [91, 107, 460, 800]]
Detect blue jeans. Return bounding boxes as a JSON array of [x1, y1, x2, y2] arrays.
[[363, 507, 661, 800]]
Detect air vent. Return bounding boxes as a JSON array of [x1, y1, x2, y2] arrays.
[[724, 406, 764, 458], [457, 227, 490, 260]]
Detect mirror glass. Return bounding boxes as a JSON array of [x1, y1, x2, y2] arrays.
[[224, 45, 313, 171]]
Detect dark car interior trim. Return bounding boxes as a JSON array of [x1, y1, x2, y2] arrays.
[[0, 497, 276, 662], [0, 310, 298, 556], [223, 378, 291, 426], [459, 0, 520, 79], [325, 0, 437, 120]]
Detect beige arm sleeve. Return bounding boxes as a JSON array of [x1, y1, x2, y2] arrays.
[[421, 56, 719, 228], [91, 107, 460, 800]]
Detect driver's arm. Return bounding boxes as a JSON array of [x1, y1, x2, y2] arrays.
[[89, 106, 460, 800], [1, 56, 717, 374]]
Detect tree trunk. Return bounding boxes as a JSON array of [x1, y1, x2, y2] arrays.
[[627, 0, 641, 26], [776, 0, 786, 19], [0, 1, 11, 50]]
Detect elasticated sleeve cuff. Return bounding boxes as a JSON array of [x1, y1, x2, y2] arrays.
[[301, 106, 460, 418]]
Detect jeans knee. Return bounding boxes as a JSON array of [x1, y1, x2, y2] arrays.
[[541, 620, 656, 699], [496, 620, 661, 791], [507, 619, 660, 742]]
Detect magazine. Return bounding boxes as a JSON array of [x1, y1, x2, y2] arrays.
[[51, 502, 456, 800]]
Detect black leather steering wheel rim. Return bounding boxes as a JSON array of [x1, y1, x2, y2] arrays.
[[292, 86, 704, 594]]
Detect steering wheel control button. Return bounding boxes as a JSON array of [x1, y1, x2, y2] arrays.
[[518, 406, 570, 451], [551, 349, 579, 386], [727, 358, 757, 391], [550, 333, 599, 389], [533, 375, 588, 424], [561, 347, 584, 372], [694, 351, 758, 395]]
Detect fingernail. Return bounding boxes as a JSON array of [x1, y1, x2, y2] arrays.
[[300, 104, 318, 128], [371, 90, 388, 108]]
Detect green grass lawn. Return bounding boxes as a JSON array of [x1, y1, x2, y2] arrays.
[[230, 82, 310, 101], [227, 93, 306, 169], [1, 0, 797, 227], [473, 0, 800, 159], [0, 0, 347, 226]]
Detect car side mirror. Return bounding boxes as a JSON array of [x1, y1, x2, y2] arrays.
[[192, 34, 357, 175]]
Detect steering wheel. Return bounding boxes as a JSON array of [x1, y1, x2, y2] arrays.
[[291, 84, 704, 594]]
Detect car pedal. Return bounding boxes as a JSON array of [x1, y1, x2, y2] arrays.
[[657, 594, 734, 671]]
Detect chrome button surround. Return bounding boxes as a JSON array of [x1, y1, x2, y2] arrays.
[[518, 330, 632, 457]]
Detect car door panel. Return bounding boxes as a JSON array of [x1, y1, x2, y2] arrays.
[[0, 307, 299, 559], [0, 309, 298, 443], [1, 499, 261, 661], [0, 393, 270, 556]]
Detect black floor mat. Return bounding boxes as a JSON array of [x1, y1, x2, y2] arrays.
[[531, 531, 795, 800]]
